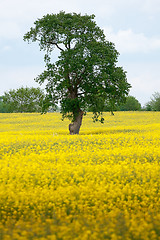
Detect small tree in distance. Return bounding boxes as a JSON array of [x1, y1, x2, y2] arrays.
[[24, 11, 131, 134], [3, 87, 45, 113], [119, 96, 141, 111], [145, 92, 160, 111], [0, 96, 8, 113]]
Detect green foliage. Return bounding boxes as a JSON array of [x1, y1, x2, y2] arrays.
[[119, 96, 141, 111], [24, 11, 131, 122], [145, 92, 160, 111], [144, 102, 152, 111], [0, 96, 8, 113], [3, 87, 45, 113]]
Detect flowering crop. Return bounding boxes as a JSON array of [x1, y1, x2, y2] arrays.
[[1, 112, 160, 239]]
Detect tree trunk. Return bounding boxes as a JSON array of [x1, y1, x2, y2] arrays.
[[111, 111, 114, 115], [69, 110, 84, 135]]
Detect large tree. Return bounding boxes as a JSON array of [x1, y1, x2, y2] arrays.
[[24, 11, 131, 134]]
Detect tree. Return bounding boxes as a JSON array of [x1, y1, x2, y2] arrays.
[[24, 11, 131, 134], [145, 92, 160, 111], [119, 96, 141, 111], [143, 102, 152, 111], [0, 96, 8, 113], [3, 87, 45, 113]]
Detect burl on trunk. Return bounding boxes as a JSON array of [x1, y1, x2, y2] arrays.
[[69, 110, 84, 135]]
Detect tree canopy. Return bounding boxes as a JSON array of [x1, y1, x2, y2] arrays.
[[24, 11, 131, 134], [119, 96, 141, 111], [145, 92, 160, 111], [3, 87, 45, 113]]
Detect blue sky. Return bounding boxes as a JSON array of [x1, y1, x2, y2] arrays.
[[1, 0, 160, 106]]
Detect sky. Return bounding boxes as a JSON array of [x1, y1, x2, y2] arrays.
[[1, 0, 160, 106]]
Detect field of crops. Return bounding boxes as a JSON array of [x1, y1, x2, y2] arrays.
[[1, 112, 160, 240]]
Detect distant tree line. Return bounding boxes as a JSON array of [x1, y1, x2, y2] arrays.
[[0, 87, 160, 113], [0, 87, 45, 113], [101, 92, 160, 112], [144, 92, 160, 111]]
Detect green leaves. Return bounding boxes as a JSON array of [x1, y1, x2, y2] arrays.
[[3, 87, 45, 113], [145, 92, 160, 111], [24, 11, 131, 122]]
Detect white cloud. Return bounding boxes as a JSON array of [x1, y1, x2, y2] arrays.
[[124, 62, 160, 105], [104, 27, 160, 54], [0, 0, 77, 39], [0, 0, 81, 22], [142, 0, 160, 14], [1, 0, 160, 41]]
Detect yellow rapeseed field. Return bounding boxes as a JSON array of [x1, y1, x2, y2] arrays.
[[1, 112, 160, 240]]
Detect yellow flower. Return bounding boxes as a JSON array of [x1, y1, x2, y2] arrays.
[[1, 112, 160, 239]]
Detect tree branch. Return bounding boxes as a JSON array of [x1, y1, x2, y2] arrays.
[[77, 92, 85, 96], [47, 41, 64, 51], [36, 34, 65, 51]]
